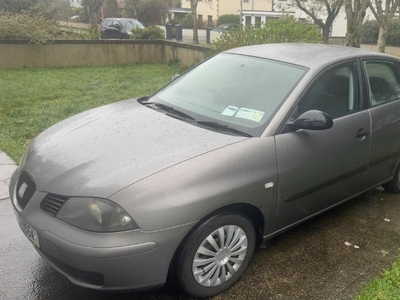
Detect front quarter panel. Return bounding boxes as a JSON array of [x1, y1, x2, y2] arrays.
[[110, 137, 278, 232]]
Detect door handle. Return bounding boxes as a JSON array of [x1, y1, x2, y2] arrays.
[[355, 128, 370, 140]]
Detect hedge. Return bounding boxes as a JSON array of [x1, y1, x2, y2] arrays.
[[362, 19, 400, 46]]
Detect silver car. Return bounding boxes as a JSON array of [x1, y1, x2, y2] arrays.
[[10, 44, 400, 298]]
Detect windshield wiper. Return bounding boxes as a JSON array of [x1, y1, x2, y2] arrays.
[[139, 100, 252, 137], [196, 121, 253, 137], [140, 100, 195, 121]]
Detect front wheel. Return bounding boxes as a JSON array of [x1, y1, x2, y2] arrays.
[[176, 214, 256, 298], [383, 164, 400, 193]]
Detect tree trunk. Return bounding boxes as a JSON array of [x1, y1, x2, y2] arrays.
[[345, 18, 363, 47], [377, 24, 388, 53], [344, 0, 369, 48], [322, 26, 330, 44], [192, 7, 199, 44], [89, 10, 98, 29]]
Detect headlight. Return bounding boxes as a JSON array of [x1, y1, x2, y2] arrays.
[[19, 142, 30, 171], [57, 197, 138, 232]]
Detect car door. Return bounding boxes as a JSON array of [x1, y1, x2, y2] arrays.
[[106, 20, 122, 39], [272, 61, 371, 232], [360, 59, 400, 190]]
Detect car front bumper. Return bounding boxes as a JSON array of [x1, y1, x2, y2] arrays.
[[9, 169, 195, 290]]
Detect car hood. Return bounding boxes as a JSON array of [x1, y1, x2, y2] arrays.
[[24, 99, 246, 197]]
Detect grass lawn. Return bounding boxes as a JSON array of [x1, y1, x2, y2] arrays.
[[0, 63, 180, 162], [356, 257, 400, 300]]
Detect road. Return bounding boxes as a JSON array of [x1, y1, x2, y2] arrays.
[[1, 189, 399, 300]]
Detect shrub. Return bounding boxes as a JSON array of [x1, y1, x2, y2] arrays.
[[211, 17, 323, 54], [361, 20, 380, 44], [130, 25, 165, 39], [217, 14, 240, 27], [0, 11, 58, 44], [181, 13, 193, 29], [362, 19, 400, 46]]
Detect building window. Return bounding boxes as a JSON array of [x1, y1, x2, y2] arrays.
[[255, 16, 261, 27], [208, 15, 213, 27], [245, 16, 251, 26]]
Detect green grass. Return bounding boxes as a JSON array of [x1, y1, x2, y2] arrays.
[[0, 63, 180, 162], [356, 257, 400, 300]]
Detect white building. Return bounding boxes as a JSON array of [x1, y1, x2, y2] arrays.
[[179, 0, 273, 27], [69, 0, 82, 8], [177, 0, 350, 37], [273, 0, 347, 37]]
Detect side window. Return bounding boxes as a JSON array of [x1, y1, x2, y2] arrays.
[[111, 20, 121, 29], [298, 64, 359, 119], [363, 60, 400, 107]]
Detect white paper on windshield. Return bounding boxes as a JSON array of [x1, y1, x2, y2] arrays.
[[235, 108, 265, 123], [221, 106, 239, 116]]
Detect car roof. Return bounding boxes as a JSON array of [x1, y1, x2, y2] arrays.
[[225, 43, 398, 69], [104, 18, 139, 21]]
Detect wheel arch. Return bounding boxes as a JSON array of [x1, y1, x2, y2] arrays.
[[168, 203, 265, 276]]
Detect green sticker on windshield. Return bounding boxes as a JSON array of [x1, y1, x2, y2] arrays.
[[235, 108, 265, 123]]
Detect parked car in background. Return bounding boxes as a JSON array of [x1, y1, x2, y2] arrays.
[[10, 44, 400, 298], [69, 15, 79, 22], [213, 23, 240, 31], [100, 18, 144, 39]]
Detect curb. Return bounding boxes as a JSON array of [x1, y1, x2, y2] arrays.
[[0, 150, 17, 200]]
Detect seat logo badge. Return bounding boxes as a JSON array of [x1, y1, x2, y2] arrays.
[[18, 182, 28, 198], [264, 182, 274, 189]]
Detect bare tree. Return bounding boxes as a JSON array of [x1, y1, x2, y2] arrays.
[[344, 0, 369, 47], [291, 0, 344, 44], [137, 0, 168, 25], [81, 0, 105, 28], [369, 0, 400, 52], [125, 0, 140, 18], [189, 0, 212, 44]]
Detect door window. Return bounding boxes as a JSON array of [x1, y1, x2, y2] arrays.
[[363, 60, 400, 107], [111, 20, 121, 29], [298, 64, 359, 119]]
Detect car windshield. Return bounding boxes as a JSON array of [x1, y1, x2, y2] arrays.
[[149, 53, 307, 136], [120, 19, 144, 30], [219, 24, 231, 29]]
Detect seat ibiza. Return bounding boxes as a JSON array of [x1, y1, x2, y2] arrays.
[[10, 44, 400, 298]]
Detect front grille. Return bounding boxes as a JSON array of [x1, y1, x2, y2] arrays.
[[41, 250, 104, 286], [40, 194, 69, 217], [16, 172, 36, 210]]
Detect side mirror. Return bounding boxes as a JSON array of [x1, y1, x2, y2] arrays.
[[170, 74, 180, 82], [287, 110, 333, 131]]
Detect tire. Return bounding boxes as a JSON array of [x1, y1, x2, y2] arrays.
[[176, 214, 256, 298], [383, 164, 400, 193]]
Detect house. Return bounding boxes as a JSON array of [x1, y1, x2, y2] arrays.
[[177, 0, 273, 27], [273, 0, 347, 37], [173, 0, 348, 37]]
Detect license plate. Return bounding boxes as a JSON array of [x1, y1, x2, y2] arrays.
[[14, 210, 40, 248]]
